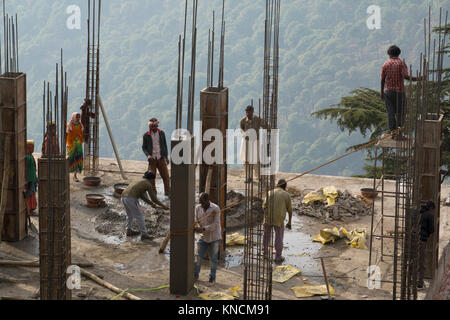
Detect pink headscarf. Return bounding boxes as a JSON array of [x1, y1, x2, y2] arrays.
[[67, 112, 84, 133]]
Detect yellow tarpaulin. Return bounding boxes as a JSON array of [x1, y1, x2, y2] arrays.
[[303, 186, 338, 206], [272, 265, 302, 283], [313, 227, 367, 249], [226, 233, 246, 246], [291, 284, 336, 298], [198, 286, 243, 300], [312, 227, 346, 245], [344, 228, 367, 249]]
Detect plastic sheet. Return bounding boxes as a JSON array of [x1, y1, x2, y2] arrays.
[[291, 284, 336, 298], [225, 232, 246, 246], [272, 265, 302, 283], [303, 186, 338, 206]]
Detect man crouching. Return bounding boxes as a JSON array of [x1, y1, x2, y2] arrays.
[[121, 171, 169, 240]]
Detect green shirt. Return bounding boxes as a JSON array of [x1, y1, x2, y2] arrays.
[[121, 179, 164, 207], [26, 154, 38, 183], [263, 188, 292, 227]]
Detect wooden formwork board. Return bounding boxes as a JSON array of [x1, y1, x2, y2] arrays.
[[199, 87, 228, 252], [38, 158, 71, 300], [420, 114, 443, 279], [0, 73, 27, 241]]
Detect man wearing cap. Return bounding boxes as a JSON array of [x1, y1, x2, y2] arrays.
[[417, 200, 435, 289], [121, 171, 169, 240], [262, 179, 292, 264], [240, 106, 267, 183], [142, 118, 170, 196]]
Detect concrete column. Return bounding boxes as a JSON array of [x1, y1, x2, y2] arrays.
[[170, 138, 195, 295]]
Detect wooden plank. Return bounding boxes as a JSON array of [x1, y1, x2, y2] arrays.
[[0, 135, 11, 241]]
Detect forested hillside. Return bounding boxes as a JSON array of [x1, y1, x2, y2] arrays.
[[7, 0, 449, 176]]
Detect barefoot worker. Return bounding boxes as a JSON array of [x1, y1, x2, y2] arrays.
[[66, 112, 84, 182], [121, 171, 169, 240]]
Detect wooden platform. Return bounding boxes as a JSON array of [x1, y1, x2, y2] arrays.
[[377, 135, 415, 149]]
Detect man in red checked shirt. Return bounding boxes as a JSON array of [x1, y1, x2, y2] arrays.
[[381, 45, 421, 139]]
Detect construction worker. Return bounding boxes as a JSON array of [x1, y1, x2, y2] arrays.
[[121, 171, 169, 240], [42, 121, 60, 156], [418, 200, 435, 289], [194, 193, 222, 283], [142, 118, 170, 196], [263, 179, 292, 264], [25, 140, 38, 216], [239, 105, 267, 183], [380, 45, 422, 139], [80, 98, 96, 143]]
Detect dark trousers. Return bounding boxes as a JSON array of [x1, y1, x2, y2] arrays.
[[148, 158, 170, 195], [263, 224, 285, 261], [418, 240, 427, 286], [384, 90, 406, 132]]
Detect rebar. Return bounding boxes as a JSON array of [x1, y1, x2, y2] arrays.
[[84, 0, 102, 173], [368, 7, 448, 300], [243, 0, 280, 301]]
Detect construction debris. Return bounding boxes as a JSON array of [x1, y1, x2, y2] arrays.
[[294, 189, 371, 221], [224, 191, 263, 230], [272, 265, 302, 283]]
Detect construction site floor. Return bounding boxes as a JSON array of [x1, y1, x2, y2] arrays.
[[1, 157, 449, 300]]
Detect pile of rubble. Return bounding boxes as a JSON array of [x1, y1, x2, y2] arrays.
[[293, 190, 371, 221], [224, 190, 264, 230]]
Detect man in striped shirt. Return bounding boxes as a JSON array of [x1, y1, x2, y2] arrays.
[[381, 45, 422, 139]]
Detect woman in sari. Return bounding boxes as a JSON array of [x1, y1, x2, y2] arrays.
[[67, 112, 84, 182]]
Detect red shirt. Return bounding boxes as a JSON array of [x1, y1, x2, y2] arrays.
[[381, 57, 408, 92]]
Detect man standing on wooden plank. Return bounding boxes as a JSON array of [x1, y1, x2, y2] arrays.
[[380, 45, 422, 140]]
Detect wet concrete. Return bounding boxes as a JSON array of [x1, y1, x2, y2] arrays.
[[224, 214, 322, 275]]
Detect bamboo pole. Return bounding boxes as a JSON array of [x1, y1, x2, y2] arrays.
[[159, 232, 171, 254], [97, 95, 127, 180], [80, 268, 141, 300]]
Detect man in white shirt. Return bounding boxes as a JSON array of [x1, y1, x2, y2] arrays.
[[194, 193, 222, 283]]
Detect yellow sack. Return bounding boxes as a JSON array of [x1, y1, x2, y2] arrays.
[[226, 232, 246, 246], [198, 291, 235, 300], [313, 227, 345, 245], [272, 265, 302, 283], [291, 284, 336, 298], [302, 190, 326, 205], [198, 286, 243, 300], [323, 186, 338, 206], [344, 228, 367, 249], [303, 186, 338, 206]]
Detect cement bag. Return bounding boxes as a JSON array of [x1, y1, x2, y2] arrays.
[[272, 265, 302, 283]]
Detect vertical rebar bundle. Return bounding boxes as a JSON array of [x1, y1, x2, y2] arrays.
[[176, 0, 198, 133], [39, 50, 70, 300], [368, 7, 448, 300], [1, 0, 19, 74], [205, 0, 226, 89], [84, 0, 102, 173], [243, 0, 280, 301]]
